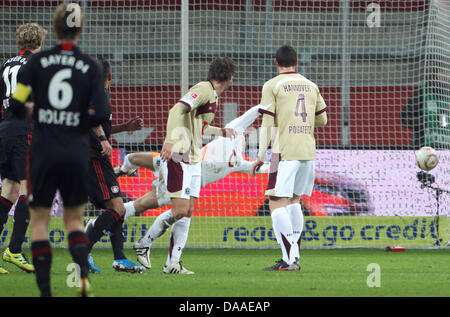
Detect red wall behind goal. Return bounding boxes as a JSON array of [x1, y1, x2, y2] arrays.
[[110, 85, 415, 147]]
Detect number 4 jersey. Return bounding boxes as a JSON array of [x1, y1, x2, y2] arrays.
[[257, 72, 328, 161], [0, 50, 32, 137]]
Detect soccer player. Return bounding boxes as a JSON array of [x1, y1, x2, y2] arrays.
[[112, 104, 271, 270], [84, 57, 145, 274], [9, 3, 110, 296], [0, 23, 46, 275], [251, 45, 327, 271], [142, 57, 236, 274]]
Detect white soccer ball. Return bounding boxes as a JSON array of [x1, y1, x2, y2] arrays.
[[415, 146, 439, 171]]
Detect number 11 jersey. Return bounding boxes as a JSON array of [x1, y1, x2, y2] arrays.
[[0, 50, 32, 137]]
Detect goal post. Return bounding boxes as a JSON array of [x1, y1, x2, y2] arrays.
[[0, 0, 448, 249]]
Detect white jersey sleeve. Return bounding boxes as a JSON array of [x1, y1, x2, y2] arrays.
[[225, 104, 271, 133]]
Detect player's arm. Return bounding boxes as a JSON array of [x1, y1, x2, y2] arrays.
[[257, 82, 277, 161], [9, 83, 31, 118], [257, 107, 275, 160], [315, 90, 328, 127], [9, 57, 35, 119], [251, 82, 276, 176], [111, 116, 144, 134], [161, 101, 191, 161], [225, 104, 271, 133], [92, 124, 113, 157], [251, 109, 275, 176], [162, 86, 207, 161], [203, 125, 237, 138]]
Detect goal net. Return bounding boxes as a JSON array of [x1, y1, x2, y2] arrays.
[[0, 0, 449, 249]]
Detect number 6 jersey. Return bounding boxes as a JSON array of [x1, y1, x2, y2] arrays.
[[11, 43, 108, 149], [257, 72, 328, 161]]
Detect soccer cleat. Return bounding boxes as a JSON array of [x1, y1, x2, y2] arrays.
[[112, 259, 146, 274], [133, 240, 151, 269], [0, 265, 8, 274], [114, 166, 138, 177], [288, 257, 301, 271], [263, 259, 293, 271], [163, 261, 195, 275], [88, 254, 101, 274], [2, 248, 35, 273], [77, 278, 94, 297]]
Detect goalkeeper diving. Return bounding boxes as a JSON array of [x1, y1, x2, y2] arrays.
[[89, 104, 270, 272]]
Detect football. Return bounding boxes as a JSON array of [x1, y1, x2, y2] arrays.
[[415, 146, 439, 171]]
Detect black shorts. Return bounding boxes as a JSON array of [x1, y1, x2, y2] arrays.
[[27, 150, 89, 208], [0, 135, 29, 182], [88, 156, 122, 209]]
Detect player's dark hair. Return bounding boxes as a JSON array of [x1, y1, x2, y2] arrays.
[[53, 3, 83, 41], [207, 57, 235, 83], [275, 45, 297, 67], [97, 56, 111, 80]]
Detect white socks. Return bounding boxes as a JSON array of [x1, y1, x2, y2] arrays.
[[139, 209, 176, 245], [138, 210, 191, 266], [271, 207, 294, 264], [271, 204, 304, 264], [165, 217, 191, 266], [124, 201, 136, 220], [286, 203, 303, 261], [121, 154, 138, 173]]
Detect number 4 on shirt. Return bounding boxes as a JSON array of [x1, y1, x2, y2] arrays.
[[295, 93, 307, 122]]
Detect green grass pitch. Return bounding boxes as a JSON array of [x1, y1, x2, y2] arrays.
[[0, 248, 449, 297]]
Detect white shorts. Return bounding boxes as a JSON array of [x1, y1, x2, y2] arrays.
[[160, 160, 201, 203], [265, 159, 315, 198]]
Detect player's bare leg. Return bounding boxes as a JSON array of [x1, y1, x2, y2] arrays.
[[128, 152, 156, 170], [30, 207, 51, 242], [124, 188, 159, 220], [0, 179, 21, 202], [2, 180, 34, 273], [116, 152, 161, 176], [171, 197, 191, 220]]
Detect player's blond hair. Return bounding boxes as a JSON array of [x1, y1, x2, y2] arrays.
[[16, 23, 47, 51], [53, 3, 84, 40]]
